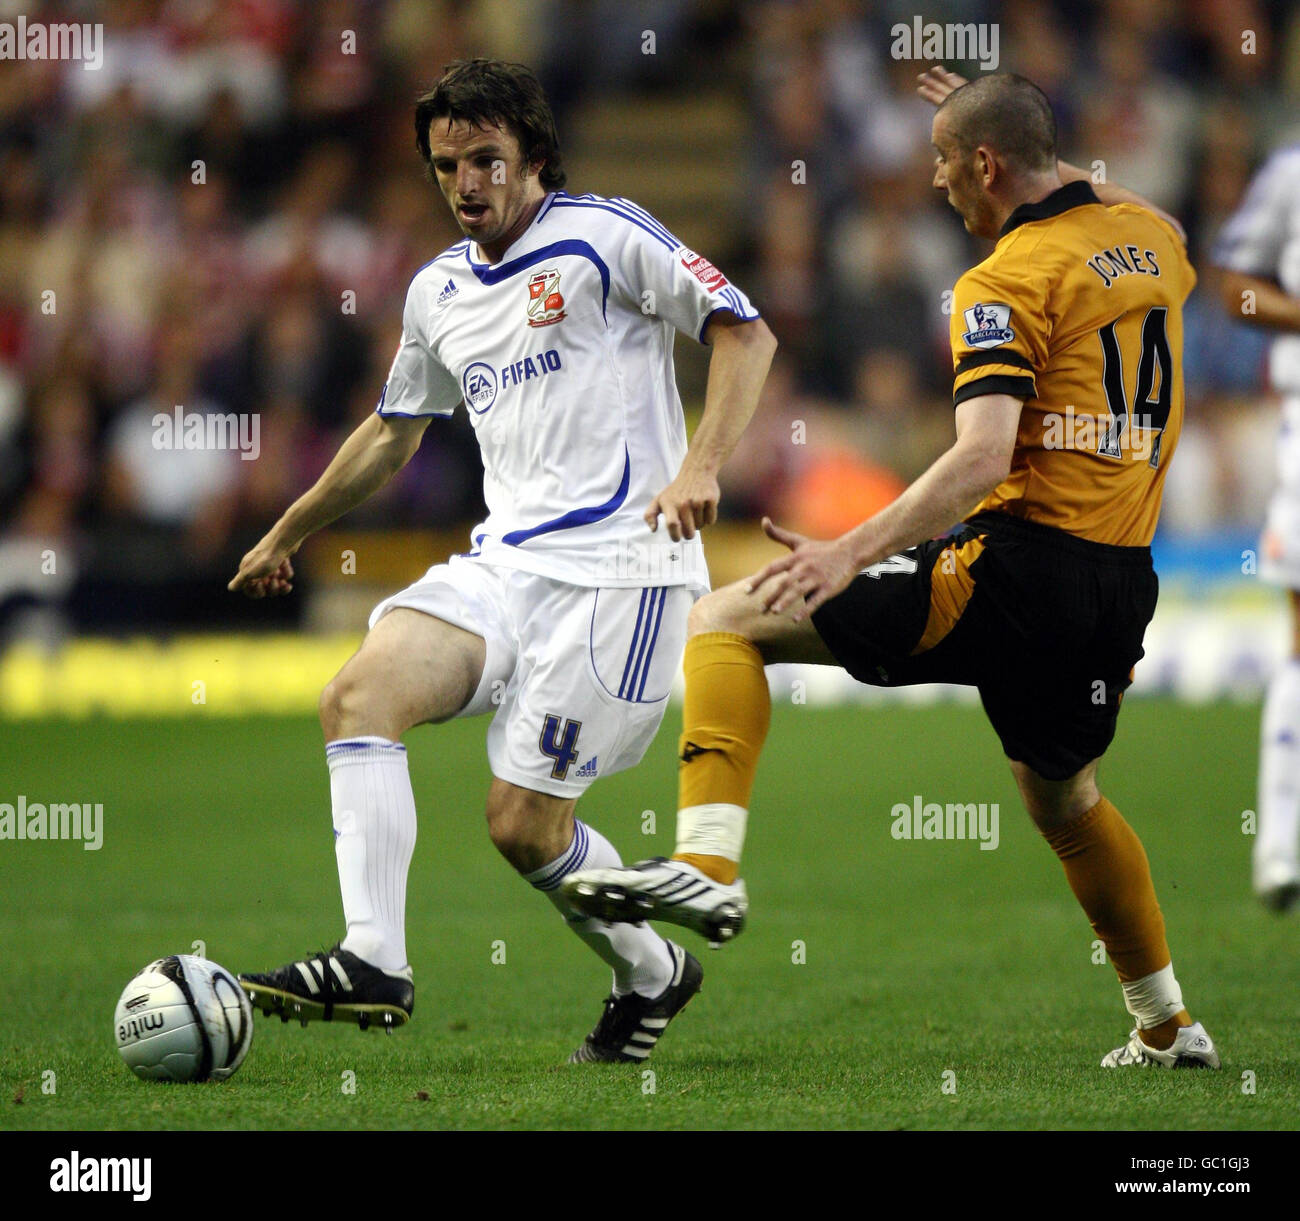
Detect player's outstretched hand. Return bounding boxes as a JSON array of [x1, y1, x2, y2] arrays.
[[646, 466, 720, 542], [746, 517, 858, 622], [916, 66, 969, 107], [228, 540, 295, 599]]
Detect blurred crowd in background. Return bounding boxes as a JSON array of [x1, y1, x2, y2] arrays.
[[1, 0, 1297, 636]]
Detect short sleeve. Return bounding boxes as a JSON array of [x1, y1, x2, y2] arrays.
[[950, 262, 1046, 408], [1212, 149, 1299, 279], [377, 276, 461, 418], [609, 198, 760, 342]]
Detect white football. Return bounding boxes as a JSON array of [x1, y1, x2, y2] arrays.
[[114, 954, 253, 1082]]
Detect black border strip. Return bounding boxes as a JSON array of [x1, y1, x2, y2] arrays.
[[953, 374, 1035, 407]]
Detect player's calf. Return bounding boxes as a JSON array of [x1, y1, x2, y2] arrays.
[[484, 778, 577, 875]]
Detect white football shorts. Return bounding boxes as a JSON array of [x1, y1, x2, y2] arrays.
[[1261, 395, 1300, 589], [369, 554, 693, 797]]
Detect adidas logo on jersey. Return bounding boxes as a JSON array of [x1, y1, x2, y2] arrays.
[[436, 278, 459, 306], [575, 756, 599, 779]]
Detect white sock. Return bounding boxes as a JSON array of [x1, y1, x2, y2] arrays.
[[326, 736, 416, 972], [1121, 962, 1185, 1030], [528, 820, 674, 998], [1258, 659, 1300, 874]]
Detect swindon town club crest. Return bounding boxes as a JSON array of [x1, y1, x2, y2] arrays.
[[526, 268, 566, 327]]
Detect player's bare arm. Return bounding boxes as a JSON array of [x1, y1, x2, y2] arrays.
[[646, 314, 777, 542], [1215, 270, 1300, 333], [749, 392, 1022, 619], [917, 66, 1187, 243], [229, 412, 430, 598]]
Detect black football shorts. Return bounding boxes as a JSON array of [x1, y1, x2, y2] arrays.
[[810, 510, 1159, 781]]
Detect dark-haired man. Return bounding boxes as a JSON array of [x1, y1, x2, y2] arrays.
[[566, 69, 1220, 1069], [232, 59, 776, 1062]]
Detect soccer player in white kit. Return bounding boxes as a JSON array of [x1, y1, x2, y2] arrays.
[[229, 59, 776, 1060], [1214, 143, 1300, 912]]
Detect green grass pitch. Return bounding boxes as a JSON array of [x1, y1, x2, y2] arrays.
[[3, 698, 1295, 1130]]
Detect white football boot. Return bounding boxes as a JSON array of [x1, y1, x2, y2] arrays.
[[1100, 1021, 1220, 1069], [1253, 855, 1300, 913], [561, 857, 748, 946]]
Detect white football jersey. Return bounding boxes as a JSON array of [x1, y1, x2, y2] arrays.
[[378, 190, 760, 590], [1213, 144, 1300, 394]]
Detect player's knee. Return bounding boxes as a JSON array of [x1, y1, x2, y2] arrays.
[[318, 676, 346, 737], [1011, 760, 1100, 831], [687, 587, 749, 640], [319, 668, 386, 740]]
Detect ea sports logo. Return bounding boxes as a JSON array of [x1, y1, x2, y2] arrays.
[[462, 362, 498, 414]]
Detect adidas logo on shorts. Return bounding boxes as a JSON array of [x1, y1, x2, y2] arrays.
[[575, 756, 599, 779]]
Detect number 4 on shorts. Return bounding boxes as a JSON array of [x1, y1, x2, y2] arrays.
[[540, 714, 582, 780], [862, 553, 919, 579]]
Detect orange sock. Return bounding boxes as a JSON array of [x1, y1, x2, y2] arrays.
[[1040, 800, 1190, 1050], [670, 632, 770, 884], [1040, 796, 1171, 982], [1138, 1011, 1193, 1051]]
